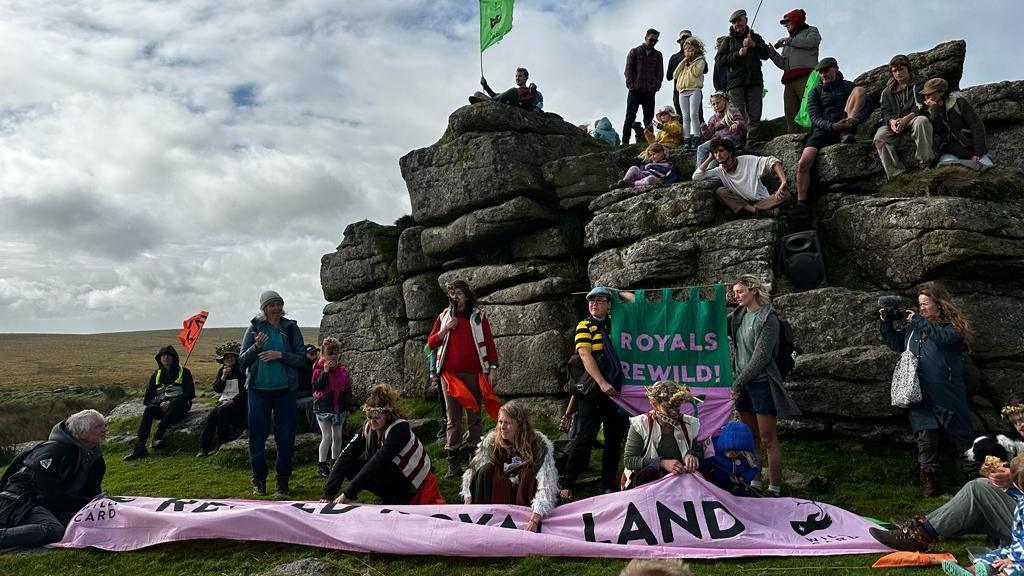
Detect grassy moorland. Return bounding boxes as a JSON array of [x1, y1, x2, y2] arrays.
[[0, 331, 983, 575]]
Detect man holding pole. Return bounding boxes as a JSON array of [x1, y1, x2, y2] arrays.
[[123, 345, 195, 461], [715, 9, 771, 146]]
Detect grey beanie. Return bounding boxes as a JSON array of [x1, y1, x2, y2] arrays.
[[259, 290, 284, 310]]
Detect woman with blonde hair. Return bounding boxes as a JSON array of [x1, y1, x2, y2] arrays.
[[672, 36, 707, 151], [729, 274, 801, 496], [321, 383, 444, 505], [881, 282, 975, 497], [462, 400, 558, 532], [697, 91, 747, 167]]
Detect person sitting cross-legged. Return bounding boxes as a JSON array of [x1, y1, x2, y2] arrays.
[[609, 143, 679, 190], [693, 137, 787, 219], [462, 401, 558, 533]]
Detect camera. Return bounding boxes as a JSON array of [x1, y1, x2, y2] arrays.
[[878, 295, 903, 321]]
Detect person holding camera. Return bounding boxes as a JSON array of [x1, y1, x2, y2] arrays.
[[426, 280, 500, 480], [880, 282, 975, 497]]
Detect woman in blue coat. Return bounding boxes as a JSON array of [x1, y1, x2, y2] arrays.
[[881, 282, 974, 497]]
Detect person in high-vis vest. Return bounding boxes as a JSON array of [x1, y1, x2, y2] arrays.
[[124, 345, 195, 461], [426, 279, 500, 480]]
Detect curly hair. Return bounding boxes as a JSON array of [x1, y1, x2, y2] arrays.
[[917, 282, 973, 349], [362, 383, 404, 422], [620, 559, 692, 576], [494, 400, 536, 465], [320, 337, 342, 357], [682, 36, 705, 55]]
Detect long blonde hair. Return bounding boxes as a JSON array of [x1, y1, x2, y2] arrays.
[[493, 401, 536, 464], [710, 92, 736, 127], [917, 282, 973, 349], [733, 274, 771, 306]]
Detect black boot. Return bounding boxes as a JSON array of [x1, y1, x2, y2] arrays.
[[151, 428, 166, 450], [275, 477, 290, 497], [445, 449, 463, 479], [317, 462, 331, 478], [123, 441, 148, 461], [251, 477, 267, 496]]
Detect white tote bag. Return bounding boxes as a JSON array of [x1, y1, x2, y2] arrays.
[[891, 332, 922, 408]]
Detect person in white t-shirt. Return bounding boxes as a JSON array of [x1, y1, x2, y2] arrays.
[[692, 138, 788, 218]]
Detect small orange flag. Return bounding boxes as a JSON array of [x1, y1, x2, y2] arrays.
[[177, 310, 209, 351]]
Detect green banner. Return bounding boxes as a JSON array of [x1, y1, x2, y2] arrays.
[[479, 0, 514, 52], [612, 286, 733, 389]]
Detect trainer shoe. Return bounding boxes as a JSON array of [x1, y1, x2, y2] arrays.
[[251, 477, 267, 497]]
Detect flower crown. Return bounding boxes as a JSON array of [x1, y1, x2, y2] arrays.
[[1002, 404, 1024, 422]]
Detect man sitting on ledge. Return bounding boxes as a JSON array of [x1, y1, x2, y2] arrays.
[[470, 67, 543, 111], [693, 137, 787, 219], [0, 409, 107, 549]]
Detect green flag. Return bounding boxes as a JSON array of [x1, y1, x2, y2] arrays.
[[480, 0, 513, 52]]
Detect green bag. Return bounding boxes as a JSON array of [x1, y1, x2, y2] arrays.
[[794, 70, 821, 129]]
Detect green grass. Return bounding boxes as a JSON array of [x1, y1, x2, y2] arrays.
[[0, 432, 984, 576]]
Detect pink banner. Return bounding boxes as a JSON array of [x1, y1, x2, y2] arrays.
[[56, 474, 889, 559]]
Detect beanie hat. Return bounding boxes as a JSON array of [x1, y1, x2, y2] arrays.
[[259, 289, 284, 310], [716, 421, 755, 452], [780, 9, 806, 26]]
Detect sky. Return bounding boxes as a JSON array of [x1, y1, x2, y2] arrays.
[[0, 0, 1020, 334]]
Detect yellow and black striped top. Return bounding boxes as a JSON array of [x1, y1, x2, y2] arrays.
[[574, 318, 605, 352]]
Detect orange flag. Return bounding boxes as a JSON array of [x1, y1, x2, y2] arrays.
[[177, 310, 209, 351]]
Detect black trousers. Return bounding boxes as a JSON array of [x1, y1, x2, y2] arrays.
[[623, 90, 656, 145], [324, 458, 414, 505], [137, 399, 190, 442], [563, 393, 627, 492], [199, 401, 247, 452]]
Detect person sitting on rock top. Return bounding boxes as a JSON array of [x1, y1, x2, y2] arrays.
[[699, 420, 760, 496], [609, 143, 679, 190], [427, 279, 500, 480], [321, 383, 444, 506], [923, 77, 995, 171], [873, 55, 935, 180], [622, 380, 703, 489], [470, 67, 544, 111], [589, 116, 621, 146], [697, 91, 747, 168], [644, 106, 684, 148], [870, 392, 1024, 553], [462, 401, 558, 533], [311, 337, 354, 478], [197, 340, 247, 457], [124, 344, 195, 461], [795, 57, 869, 209], [693, 138, 787, 219]]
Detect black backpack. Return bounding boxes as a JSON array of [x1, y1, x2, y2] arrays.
[[773, 311, 800, 379]]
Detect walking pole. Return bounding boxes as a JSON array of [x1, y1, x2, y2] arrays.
[[749, 0, 766, 30]]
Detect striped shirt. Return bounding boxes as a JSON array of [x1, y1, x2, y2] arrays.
[[575, 318, 606, 353]]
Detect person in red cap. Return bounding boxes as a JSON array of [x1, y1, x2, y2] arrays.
[[767, 9, 821, 133]]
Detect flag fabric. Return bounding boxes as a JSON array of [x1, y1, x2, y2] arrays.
[[177, 310, 209, 351], [479, 0, 513, 52], [610, 286, 734, 440], [794, 70, 821, 128]]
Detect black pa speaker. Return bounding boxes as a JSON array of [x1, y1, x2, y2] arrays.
[[781, 231, 827, 290]]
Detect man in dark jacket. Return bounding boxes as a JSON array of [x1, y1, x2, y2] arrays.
[[923, 77, 995, 170], [795, 57, 868, 205], [622, 29, 664, 145], [873, 55, 934, 179], [715, 9, 771, 144], [0, 410, 107, 549], [124, 344, 195, 461], [767, 9, 821, 133], [667, 29, 691, 118]]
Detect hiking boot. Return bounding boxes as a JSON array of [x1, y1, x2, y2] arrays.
[[920, 468, 940, 498], [151, 429, 167, 449], [275, 478, 290, 498], [317, 462, 331, 478], [445, 449, 463, 479], [436, 420, 447, 441], [251, 477, 267, 496], [868, 516, 935, 552], [755, 207, 780, 219], [608, 180, 629, 191], [196, 449, 209, 458], [123, 442, 148, 461]]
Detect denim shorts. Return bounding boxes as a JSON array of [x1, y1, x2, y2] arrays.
[[315, 411, 347, 425], [735, 376, 777, 416]]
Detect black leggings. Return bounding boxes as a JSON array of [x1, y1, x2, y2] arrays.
[[563, 393, 627, 492], [199, 401, 247, 452], [137, 399, 190, 442]]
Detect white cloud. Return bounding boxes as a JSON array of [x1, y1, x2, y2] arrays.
[[0, 0, 1020, 333]]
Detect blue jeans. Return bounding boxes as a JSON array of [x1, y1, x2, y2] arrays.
[[695, 140, 719, 169], [247, 387, 297, 482]]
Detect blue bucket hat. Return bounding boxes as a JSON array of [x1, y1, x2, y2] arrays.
[[586, 286, 613, 301]]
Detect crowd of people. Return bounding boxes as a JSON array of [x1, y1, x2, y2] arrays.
[[0, 10, 1013, 574]]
